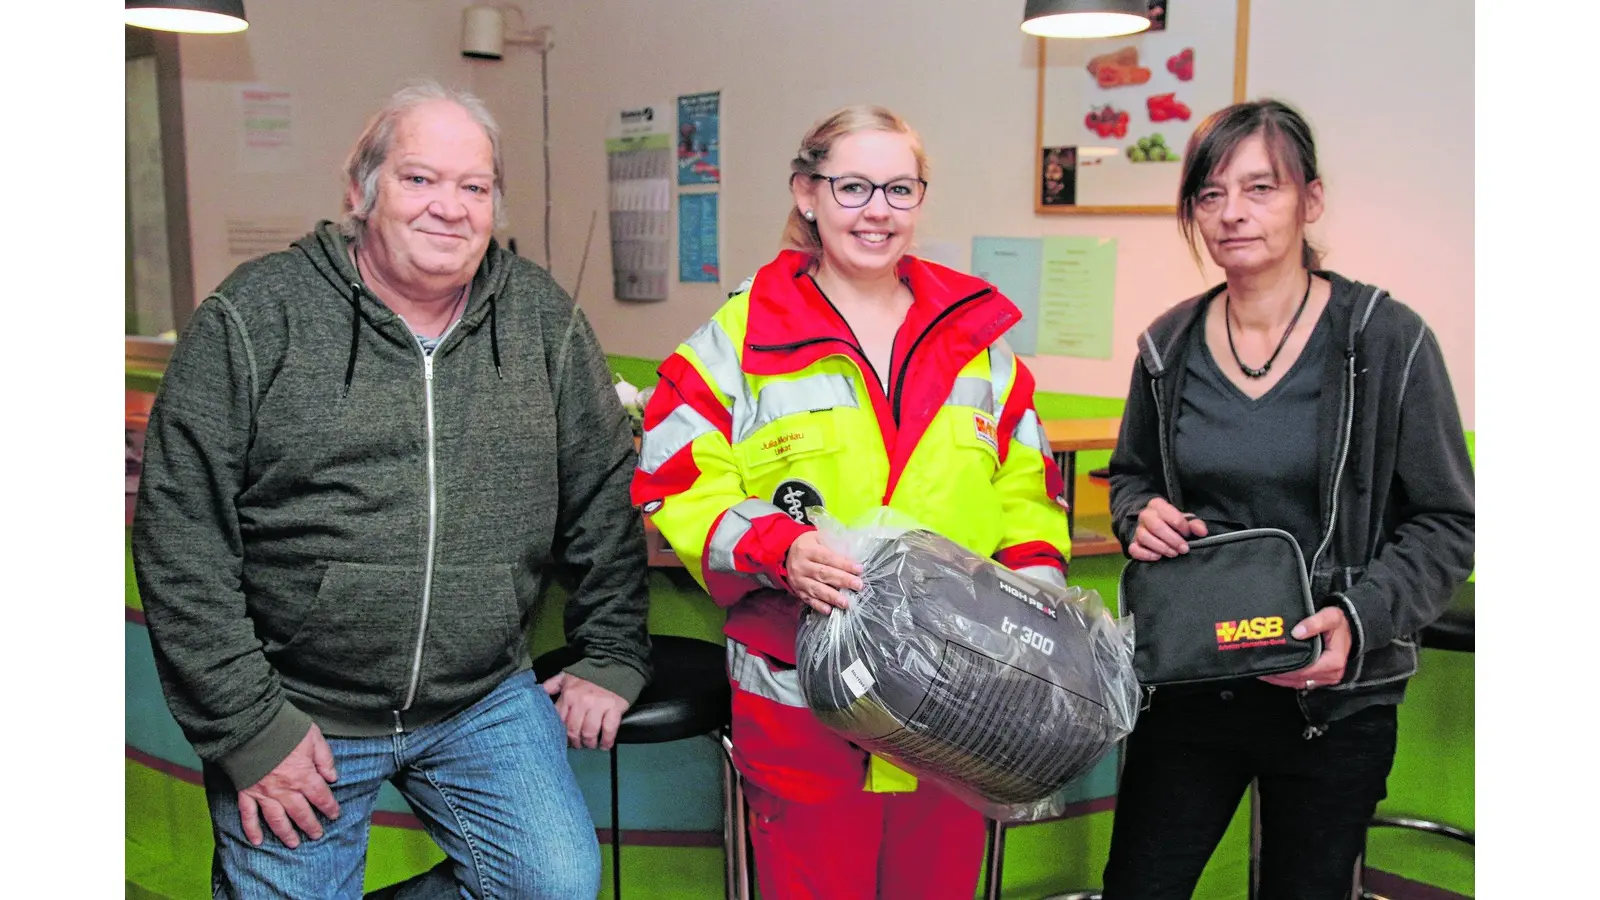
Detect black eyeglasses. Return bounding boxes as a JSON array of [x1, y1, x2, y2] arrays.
[[810, 174, 928, 210]]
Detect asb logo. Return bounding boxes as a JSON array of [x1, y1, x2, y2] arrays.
[[1215, 616, 1286, 650], [773, 480, 824, 525], [974, 414, 999, 451]]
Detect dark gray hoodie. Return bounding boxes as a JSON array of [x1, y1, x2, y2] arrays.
[[1108, 272, 1474, 730], [133, 221, 651, 789]]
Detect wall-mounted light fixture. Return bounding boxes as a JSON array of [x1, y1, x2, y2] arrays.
[[460, 5, 560, 277], [126, 0, 248, 34], [1021, 0, 1150, 39], [461, 4, 552, 60]]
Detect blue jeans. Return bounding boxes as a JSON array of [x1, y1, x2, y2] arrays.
[[204, 670, 600, 900], [1101, 679, 1398, 900]]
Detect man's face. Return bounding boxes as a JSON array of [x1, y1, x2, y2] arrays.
[[351, 100, 495, 293]]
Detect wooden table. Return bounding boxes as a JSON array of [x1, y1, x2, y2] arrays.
[[1043, 417, 1124, 558]]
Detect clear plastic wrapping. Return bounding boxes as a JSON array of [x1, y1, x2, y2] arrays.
[[795, 509, 1141, 823]]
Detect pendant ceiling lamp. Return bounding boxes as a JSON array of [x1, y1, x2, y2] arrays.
[[1021, 0, 1151, 40], [126, 1, 248, 34]]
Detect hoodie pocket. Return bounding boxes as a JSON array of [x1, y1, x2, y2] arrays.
[[273, 562, 425, 704], [415, 563, 526, 696]]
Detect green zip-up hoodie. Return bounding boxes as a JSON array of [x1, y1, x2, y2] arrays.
[[133, 222, 652, 789]]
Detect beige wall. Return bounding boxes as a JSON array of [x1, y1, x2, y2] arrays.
[[175, 0, 1472, 427], [176, 0, 474, 308]]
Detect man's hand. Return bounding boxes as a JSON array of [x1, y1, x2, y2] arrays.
[[237, 724, 341, 848], [1259, 606, 1354, 691], [544, 672, 631, 750]]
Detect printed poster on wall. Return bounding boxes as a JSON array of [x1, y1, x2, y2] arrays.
[[606, 101, 673, 301], [676, 91, 721, 185], [1036, 236, 1117, 359], [970, 235, 1118, 360], [237, 84, 297, 173], [971, 237, 1044, 356], [678, 193, 719, 283]]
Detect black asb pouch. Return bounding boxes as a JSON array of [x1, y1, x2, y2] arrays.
[[1117, 527, 1322, 686]]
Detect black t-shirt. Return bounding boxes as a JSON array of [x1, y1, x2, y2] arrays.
[[1173, 307, 1331, 558]]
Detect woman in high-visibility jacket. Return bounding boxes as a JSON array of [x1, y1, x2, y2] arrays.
[[631, 105, 1073, 900]]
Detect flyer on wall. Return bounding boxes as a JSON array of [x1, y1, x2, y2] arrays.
[[676, 91, 721, 186]]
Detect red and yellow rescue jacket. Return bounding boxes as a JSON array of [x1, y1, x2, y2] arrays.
[[631, 250, 1071, 663]]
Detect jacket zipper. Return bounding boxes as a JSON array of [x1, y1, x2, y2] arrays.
[[1150, 380, 1178, 506], [891, 289, 992, 425], [1295, 349, 1358, 739], [1137, 378, 1175, 712], [1307, 351, 1356, 584], [396, 349, 440, 731]]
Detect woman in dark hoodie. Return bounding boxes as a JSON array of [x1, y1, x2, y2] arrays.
[[1100, 98, 1474, 900]]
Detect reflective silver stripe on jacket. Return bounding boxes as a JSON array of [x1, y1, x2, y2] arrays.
[[1014, 565, 1067, 589], [1012, 408, 1049, 455], [683, 319, 750, 426], [987, 340, 1016, 419], [741, 373, 859, 443], [638, 403, 718, 475], [706, 498, 782, 587], [727, 638, 807, 708], [945, 376, 994, 412]]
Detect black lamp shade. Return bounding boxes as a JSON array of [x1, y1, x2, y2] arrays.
[[127, 0, 248, 34], [1022, 0, 1151, 39]]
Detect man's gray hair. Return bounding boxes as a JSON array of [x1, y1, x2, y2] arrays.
[[340, 79, 508, 240]]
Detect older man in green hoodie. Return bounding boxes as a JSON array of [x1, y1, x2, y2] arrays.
[[133, 79, 651, 899]]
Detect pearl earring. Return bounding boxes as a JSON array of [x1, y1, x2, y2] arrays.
[[802, 209, 815, 222]]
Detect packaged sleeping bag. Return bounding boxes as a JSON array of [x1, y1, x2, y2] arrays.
[[795, 510, 1140, 822]]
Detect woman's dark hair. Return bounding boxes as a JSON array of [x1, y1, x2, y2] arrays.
[[1177, 99, 1322, 270]]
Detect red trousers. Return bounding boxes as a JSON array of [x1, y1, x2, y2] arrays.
[[743, 777, 987, 900], [729, 644, 986, 900]]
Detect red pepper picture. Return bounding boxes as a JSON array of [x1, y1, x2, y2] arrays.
[[1147, 93, 1191, 123], [1084, 104, 1130, 140], [1166, 47, 1195, 82]]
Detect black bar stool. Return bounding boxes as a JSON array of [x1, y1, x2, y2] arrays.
[[1355, 582, 1475, 900], [532, 635, 753, 900]]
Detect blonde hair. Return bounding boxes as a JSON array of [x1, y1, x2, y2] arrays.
[[782, 105, 929, 256]]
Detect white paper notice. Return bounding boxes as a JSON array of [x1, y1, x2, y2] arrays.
[[238, 85, 296, 173], [226, 216, 306, 261]]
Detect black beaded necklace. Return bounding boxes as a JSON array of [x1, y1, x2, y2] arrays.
[[1224, 274, 1313, 379]]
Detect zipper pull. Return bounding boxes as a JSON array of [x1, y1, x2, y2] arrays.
[[1302, 724, 1326, 740], [425, 354, 435, 382], [1140, 685, 1156, 712]]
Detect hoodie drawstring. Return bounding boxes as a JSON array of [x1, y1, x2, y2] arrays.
[[344, 251, 500, 391], [344, 283, 363, 396], [490, 294, 503, 379]]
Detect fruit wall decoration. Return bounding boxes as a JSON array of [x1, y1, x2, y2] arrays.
[[1082, 45, 1197, 163]]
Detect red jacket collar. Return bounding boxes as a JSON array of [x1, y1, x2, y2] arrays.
[[742, 249, 1021, 370]]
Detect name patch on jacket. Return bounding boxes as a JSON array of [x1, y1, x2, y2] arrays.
[[774, 480, 824, 525], [757, 429, 822, 463], [974, 414, 999, 452]]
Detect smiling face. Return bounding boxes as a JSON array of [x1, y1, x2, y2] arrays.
[[1192, 132, 1323, 276], [350, 100, 496, 295], [791, 129, 923, 281]]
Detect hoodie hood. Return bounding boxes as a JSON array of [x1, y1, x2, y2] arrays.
[[293, 220, 517, 391]]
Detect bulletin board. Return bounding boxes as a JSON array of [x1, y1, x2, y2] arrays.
[[1035, 0, 1250, 215]]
